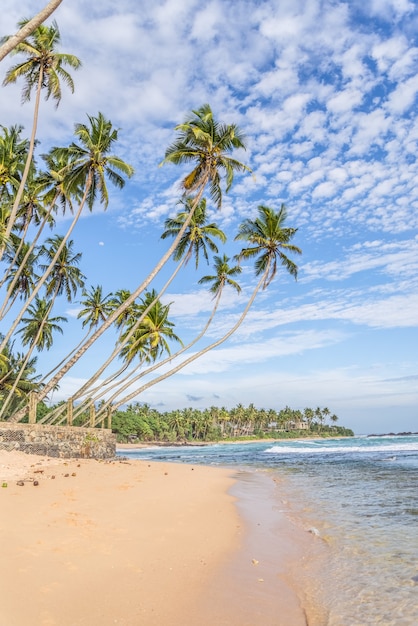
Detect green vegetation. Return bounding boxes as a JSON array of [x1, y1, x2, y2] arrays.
[[108, 403, 353, 443], [0, 17, 304, 427]]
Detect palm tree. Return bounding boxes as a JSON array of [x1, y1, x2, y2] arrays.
[[13, 105, 248, 418], [0, 339, 40, 418], [39, 236, 85, 303], [1, 19, 81, 255], [0, 113, 133, 365], [39, 284, 114, 386], [72, 291, 182, 427], [161, 197, 226, 268], [119, 290, 183, 365], [0, 295, 66, 420], [98, 254, 246, 414], [17, 296, 66, 351], [109, 205, 301, 411], [161, 103, 251, 208], [235, 204, 301, 288], [52, 112, 133, 211], [198, 253, 242, 296], [2, 240, 40, 315], [0, 124, 28, 203], [85, 197, 227, 396], [78, 285, 114, 330], [91, 255, 242, 424]]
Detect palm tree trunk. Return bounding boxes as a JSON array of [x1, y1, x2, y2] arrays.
[[0, 173, 92, 356], [0, 70, 43, 262], [68, 251, 188, 406], [109, 269, 267, 412], [84, 288, 224, 425], [0, 1, 63, 62], [35, 176, 209, 405], [0, 193, 60, 319], [2, 286, 60, 421]]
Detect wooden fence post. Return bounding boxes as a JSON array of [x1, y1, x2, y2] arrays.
[[28, 391, 38, 424], [89, 404, 95, 428], [67, 398, 73, 426]]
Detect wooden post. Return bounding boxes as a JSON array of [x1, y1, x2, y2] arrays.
[[67, 398, 73, 426], [89, 404, 95, 428], [28, 392, 38, 424]]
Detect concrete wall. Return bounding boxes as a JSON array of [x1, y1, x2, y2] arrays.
[[0, 422, 116, 459]]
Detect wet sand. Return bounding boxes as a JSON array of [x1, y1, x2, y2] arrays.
[[0, 450, 314, 625]]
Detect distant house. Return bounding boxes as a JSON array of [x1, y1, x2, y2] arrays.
[[291, 421, 310, 430]]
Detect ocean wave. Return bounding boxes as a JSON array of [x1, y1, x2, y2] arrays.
[[264, 443, 418, 454]]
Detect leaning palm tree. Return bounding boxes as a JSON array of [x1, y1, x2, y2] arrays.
[[63, 200, 228, 413], [38, 284, 115, 387], [0, 112, 133, 361], [72, 290, 182, 426], [235, 204, 301, 288], [32, 105, 249, 413], [91, 255, 242, 424], [0, 341, 40, 419], [119, 290, 183, 365], [161, 103, 251, 208], [198, 253, 242, 296], [107, 205, 301, 412], [38, 235, 85, 304], [0, 124, 28, 204], [1, 240, 40, 316], [1, 19, 81, 257], [0, 297, 66, 420], [17, 296, 67, 351], [1, 237, 84, 421], [78, 285, 114, 331], [94, 254, 244, 417], [161, 197, 226, 268]]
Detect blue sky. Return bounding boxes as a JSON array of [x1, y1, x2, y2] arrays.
[[1, 0, 417, 434]]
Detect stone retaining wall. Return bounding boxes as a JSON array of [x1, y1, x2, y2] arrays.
[[0, 423, 116, 459]]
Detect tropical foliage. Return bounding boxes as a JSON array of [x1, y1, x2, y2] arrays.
[[0, 15, 306, 427]]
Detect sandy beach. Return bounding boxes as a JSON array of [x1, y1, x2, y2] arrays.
[[0, 450, 313, 626]]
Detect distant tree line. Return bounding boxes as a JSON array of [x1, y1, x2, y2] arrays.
[[106, 402, 353, 442]]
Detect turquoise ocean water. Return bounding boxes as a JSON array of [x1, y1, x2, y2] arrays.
[[118, 435, 418, 625]]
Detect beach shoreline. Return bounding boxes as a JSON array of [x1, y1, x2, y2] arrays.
[[0, 450, 317, 625]]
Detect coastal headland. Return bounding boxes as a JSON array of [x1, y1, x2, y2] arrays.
[[0, 449, 323, 626]]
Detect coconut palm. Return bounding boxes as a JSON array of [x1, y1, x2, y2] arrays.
[[235, 204, 301, 288], [119, 290, 182, 365], [51, 112, 134, 211], [0, 340, 40, 418], [198, 253, 242, 296], [109, 205, 301, 411], [91, 255, 241, 423], [72, 291, 182, 427], [161, 197, 226, 268], [1, 19, 81, 255], [89, 197, 227, 391], [39, 236, 85, 302], [0, 113, 132, 362], [2, 240, 40, 315], [17, 296, 66, 351], [12, 105, 247, 419], [0, 295, 65, 420], [98, 254, 245, 414], [78, 285, 114, 330], [0, 124, 28, 203], [161, 103, 251, 208]]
